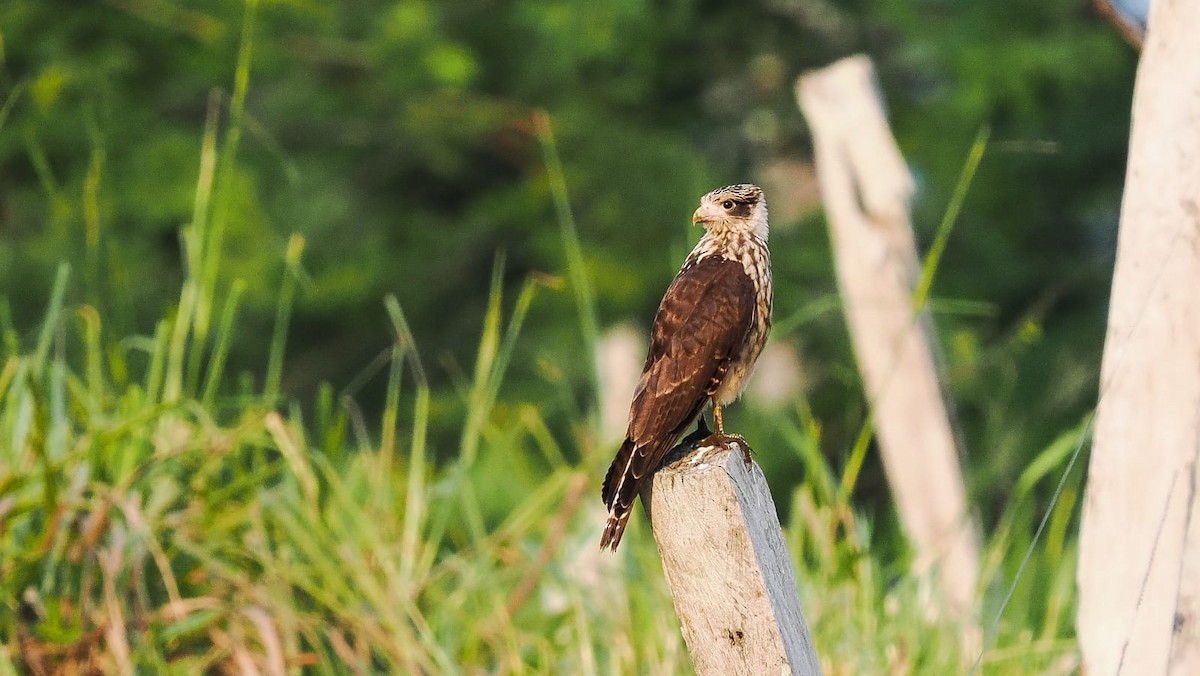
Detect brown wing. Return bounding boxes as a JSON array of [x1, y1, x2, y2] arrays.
[[600, 255, 756, 549], [628, 255, 756, 448]]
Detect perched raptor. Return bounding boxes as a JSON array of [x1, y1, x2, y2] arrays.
[[600, 184, 773, 551]]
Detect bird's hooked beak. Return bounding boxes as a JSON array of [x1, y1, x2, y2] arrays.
[[692, 201, 724, 226]]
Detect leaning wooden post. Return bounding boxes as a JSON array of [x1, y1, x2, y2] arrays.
[[1076, 0, 1200, 672], [796, 56, 980, 618], [644, 443, 822, 675]]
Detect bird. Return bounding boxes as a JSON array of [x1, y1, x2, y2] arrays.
[[600, 183, 773, 551]]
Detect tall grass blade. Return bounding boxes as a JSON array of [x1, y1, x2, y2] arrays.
[[143, 319, 170, 404], [185, 91, 224, 392], [383, 295, 434, 581], [534, 111, 601, 414], [164, 281, 197, 402], [201, 0, 257, 282], [33, 263, 70, 373], [838, 411, 875, 502], [47, 357, 67, 459], [187, 90, 222, 277], [264, 235, 305, 402], [520, 405, 568, 469], [197, 0, 258, 381], [400, 382, 430, 584], [772, 294, 841, 339], [78, 305, 104, 407], [913, 124, 990, 312], [265, 411, 318, 510], [460, 255, 505, 467], [380, 345, 404, 462], [200, 278, 246, 407]]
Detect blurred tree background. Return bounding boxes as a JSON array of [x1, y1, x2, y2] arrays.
[[1, 0, 1133, 544]]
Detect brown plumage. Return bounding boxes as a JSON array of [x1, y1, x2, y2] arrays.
[[600, 184, 773, 551]]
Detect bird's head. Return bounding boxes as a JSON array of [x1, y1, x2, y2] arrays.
[[692, 184, 769, 241]]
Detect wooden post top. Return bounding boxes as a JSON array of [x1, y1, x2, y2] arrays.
[[643, 442, 822, 676]]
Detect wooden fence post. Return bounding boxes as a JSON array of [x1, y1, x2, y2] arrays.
[[644, 443, 822, 676], [1076, 1, 1200, 672], [795, 56, 980, 618]]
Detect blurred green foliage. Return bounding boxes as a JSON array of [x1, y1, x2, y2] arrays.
[[1, 0, 1133, 535]]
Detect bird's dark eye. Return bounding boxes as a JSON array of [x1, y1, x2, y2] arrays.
[[722, 200, 735, 210]]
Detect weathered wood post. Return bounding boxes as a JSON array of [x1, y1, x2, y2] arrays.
[[644, 443, 822, 675], [795, 55, 980, 618], [1076, 0, 1200, 672]]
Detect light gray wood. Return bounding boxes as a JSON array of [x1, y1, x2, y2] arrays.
[[795, 55, 980, 618], [644, 443, 821, 676], [1076, 1, 1200, 672]]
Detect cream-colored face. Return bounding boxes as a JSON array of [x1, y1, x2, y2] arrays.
[[692, 184, 769, 240]]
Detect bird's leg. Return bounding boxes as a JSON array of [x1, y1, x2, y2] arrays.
[[703, 403, 752, 465]]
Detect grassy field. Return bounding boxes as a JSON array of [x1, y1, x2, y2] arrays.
[[0, 107, 1087, 676]]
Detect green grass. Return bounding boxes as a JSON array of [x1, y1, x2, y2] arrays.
[[0, 133, 1083, 676], [0, 13, 1084, 674], [0, 252, 1083, 672]]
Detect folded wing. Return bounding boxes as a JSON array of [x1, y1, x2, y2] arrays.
[[600, 255, 756, 549]]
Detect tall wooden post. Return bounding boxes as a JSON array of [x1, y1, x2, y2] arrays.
[[1076, 1, 1200, 672], [796, 56, 980, 618]]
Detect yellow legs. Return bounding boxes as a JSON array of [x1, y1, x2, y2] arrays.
[[701, 403, 752, 465]]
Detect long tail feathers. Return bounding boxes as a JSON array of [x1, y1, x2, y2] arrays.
[[600, 439, 640, 551], [600, 506, 635, 551]]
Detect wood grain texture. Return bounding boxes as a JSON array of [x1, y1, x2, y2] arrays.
[[795, 55, 980, 618], [1076, 1, 1200, 673], [643, 443, 821, 676]]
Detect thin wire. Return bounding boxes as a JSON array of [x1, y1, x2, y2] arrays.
[[969, 409, 1093, 674]]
